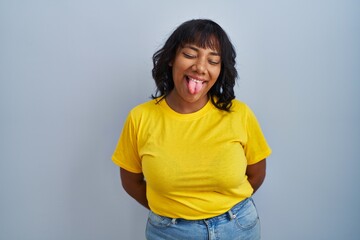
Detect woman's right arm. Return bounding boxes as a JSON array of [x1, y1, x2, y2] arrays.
[[120, 167, 149, 209]]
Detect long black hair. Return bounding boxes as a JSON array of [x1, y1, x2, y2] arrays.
[[152, 19, 238, 111]]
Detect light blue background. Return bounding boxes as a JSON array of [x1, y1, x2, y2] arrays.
[[1, 0, 359, 239]]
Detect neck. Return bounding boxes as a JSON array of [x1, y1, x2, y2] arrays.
[[165, 91, 209, 114]]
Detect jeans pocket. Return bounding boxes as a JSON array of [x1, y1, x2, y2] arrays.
[[234, 198, 260, 230], [147, 211, 173, 228]]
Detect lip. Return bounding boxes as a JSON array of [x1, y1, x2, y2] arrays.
[[186, 75, 207, 83]]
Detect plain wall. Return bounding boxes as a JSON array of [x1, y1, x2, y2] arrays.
[[1, 0, 359, 239]]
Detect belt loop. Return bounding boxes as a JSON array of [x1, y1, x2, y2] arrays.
[[228, 210, 236, 220], [171, 218, 177, 224]]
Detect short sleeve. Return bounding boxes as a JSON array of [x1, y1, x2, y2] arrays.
[[112, 111, 142, 173], [243, 106, 272, 165]]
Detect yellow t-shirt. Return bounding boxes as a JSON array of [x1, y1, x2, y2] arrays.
[[112, 98, 271, 219]]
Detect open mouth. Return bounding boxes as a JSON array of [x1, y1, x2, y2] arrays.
[[187, 76, 204, 83], [186, 76, 206, 94]]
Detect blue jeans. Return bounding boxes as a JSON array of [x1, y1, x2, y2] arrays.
[[145, 198, 260, 240]]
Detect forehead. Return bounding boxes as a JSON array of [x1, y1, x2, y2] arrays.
[[181, 34, 221, 53], [181, 44, 221, 57]]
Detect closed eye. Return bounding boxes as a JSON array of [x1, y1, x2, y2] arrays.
[[183, 52, 196, 59], [209, 59, 220, 65]]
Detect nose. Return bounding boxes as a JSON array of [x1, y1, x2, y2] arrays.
[[193, 58, 206, 74]]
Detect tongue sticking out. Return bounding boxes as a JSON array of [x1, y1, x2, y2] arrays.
[[188, 79, 204, 94]]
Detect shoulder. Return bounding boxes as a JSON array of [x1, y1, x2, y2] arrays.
[[127, 98, 162, 122], [230, 99, 251, 113], [130, 99, 158, 113], [131, 99, 154, 110]]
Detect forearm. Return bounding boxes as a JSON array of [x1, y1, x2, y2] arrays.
[[247, 173, 265, 194], [123, 180, 149, 209], [246, 159, 266, 194], [120, 168, 149, 209]]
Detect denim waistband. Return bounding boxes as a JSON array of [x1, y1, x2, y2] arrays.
[[157, 197, 252, 224]]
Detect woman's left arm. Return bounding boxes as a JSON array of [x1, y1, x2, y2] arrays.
[[246, 159, 266, 194]]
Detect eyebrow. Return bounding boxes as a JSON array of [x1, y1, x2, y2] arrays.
[[184, 45, 220, 56]]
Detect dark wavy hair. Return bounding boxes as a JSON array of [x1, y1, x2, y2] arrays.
[[152, 19, 238, 111]]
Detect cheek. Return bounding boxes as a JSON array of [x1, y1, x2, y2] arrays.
[[172, 67, 183, 81], [210, 68, 221, 81], [172, 62, 187, 77]]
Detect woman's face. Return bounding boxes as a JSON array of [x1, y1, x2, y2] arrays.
[[168, 43, 221, 111]]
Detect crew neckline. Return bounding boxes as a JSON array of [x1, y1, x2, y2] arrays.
[[157, 98, 214, 120]]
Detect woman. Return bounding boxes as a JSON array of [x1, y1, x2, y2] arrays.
[[112, 19, 271, 240]]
